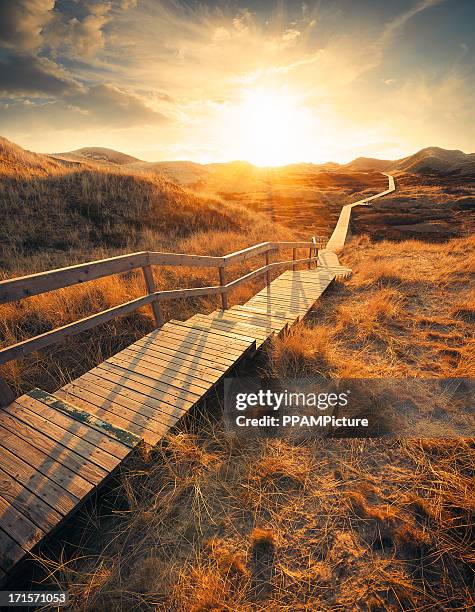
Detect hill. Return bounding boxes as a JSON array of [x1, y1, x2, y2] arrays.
[[344, 156, 392, 172], [392, 146, 475, 175], [54, 146, 141, 165], [130, 160, 211, 186], [344, 147, 475, 176]]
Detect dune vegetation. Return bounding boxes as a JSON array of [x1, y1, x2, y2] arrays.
[[0, 137, 302, 396], [1, 138, 473, 610], [33, 235, 474, 611]]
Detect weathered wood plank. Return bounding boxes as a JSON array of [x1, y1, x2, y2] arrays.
[[187, 315, 270, 341], [102, 358, 214, 395], [0, 252, 148, 305], [15, 395, 130, 460], [57, 383, 183, 431], [93, 362, 204, 402], [0, 445, 78, 515], [212, 309, 288, 329], [56, 385, 170, 434], [118, 346, 228, 380], [172, 318, 261, 343], [232, 305, 297, 322], [68, 371, 189, 417], [28, 389, 140, 450], [0, 528, 26, 572], [0, 416, 108, 486], [109, 353, 219, 390], [80, 370, 195, 412], [0, 494, 44, 551], [0, 467, 62, 532], [195, 311, 283, 334], [0, 429, 94, 501], [160, 322, 254, 349], [132, 333, 244, 364]]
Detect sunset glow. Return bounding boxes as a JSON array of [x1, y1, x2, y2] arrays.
[[232, 88, 316, 166], [0, 1, 474, 164]]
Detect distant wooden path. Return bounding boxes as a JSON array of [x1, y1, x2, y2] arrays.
[[0, 174, 394, 581]]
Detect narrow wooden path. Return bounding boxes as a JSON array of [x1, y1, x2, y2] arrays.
[[0, 174, 394, 581], [0, 266, 350, 577]]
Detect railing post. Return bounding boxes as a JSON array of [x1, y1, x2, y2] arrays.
[[292, 248, 297, 271], [219, 266, 228, 309], [312, 236, 317, 269], [265, 249, 270, 286], [142, 265, 162, 328], [0, 375, 15, 408]]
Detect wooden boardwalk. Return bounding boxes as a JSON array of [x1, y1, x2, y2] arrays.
[[0, 266, 349, 579], [0, 174, 394, 581]]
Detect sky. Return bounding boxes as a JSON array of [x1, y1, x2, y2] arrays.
[[0, 0, 474, 165]]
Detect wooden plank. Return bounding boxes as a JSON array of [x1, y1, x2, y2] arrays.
[[56, 385, 171, 434], [0, 467, 62, 532], [67, 372, 189, 418], [0, 528, 26, 572], [5, 398, 123, 477], [56, 384, 182, 439], [170, 319, 259, 343], [188, 315, 269, 341], [215, 308, 288, 328], [232, 305, 297, 322], [275, 277, 334, 289], [0, 429, 94, 501], [194, 311, 283, 332], [14, 395, 130, 461], [28, 389, 141, 450], [250, 290, 315, 304], [235, 308, 298, 323], [118, 346, 228, 380], [160, 322, 254, 349], [0, 252, 148, 304], [0, 416, 108, 487], [109, 352, 220, 388], [93, 362, 204, 402], [102, 357, 214, 394], [0, 494, 44, 551], [0, 444, 78, 515], [79, 370, 195, 412], [147, 251, 224, 267], [223, 242, 272, 265], [247, 296, 312, 310], [131, 333, 242, 365]]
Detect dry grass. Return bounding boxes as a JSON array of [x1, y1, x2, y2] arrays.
[[29, 236, 474, 610], [0, 137, 302, 395]]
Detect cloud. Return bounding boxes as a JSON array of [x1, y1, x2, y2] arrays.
[[380, 0, 448, 48], [65, 83, 168, 125], [0, 82, 168, 134], [45, 1, 113, 58], [0, 53, 80, 96], [0, 0, 54, 51]]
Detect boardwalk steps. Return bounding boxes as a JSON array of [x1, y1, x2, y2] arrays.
[[0, 174, 395, 582], [0, 266, 349, 578]]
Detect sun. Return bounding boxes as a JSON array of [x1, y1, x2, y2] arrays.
[[235, 87, 315, 166]]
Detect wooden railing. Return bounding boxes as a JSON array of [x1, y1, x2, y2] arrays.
[[0, 238, 326, 369]]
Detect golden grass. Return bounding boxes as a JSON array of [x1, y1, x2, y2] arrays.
[[0, 138, 303, 395], [2, 138, 473, 609], [33, 235, 472, 611]]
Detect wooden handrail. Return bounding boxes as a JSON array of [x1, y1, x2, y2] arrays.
[[0, 240, 326, 305], [0, 240, 327, 367]]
